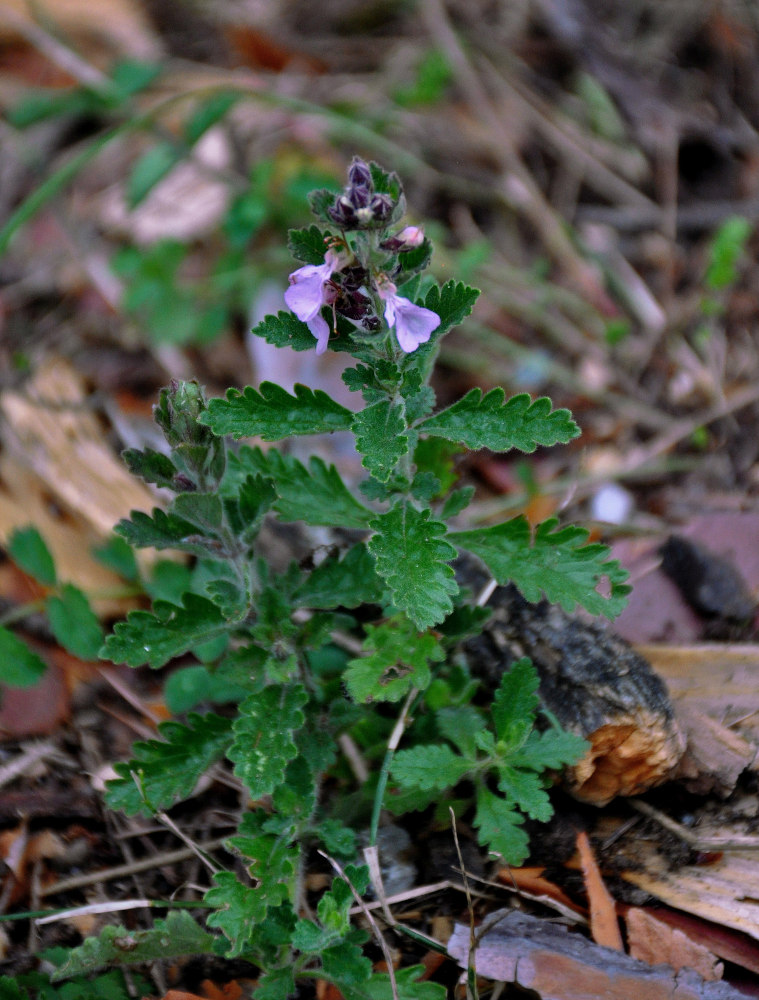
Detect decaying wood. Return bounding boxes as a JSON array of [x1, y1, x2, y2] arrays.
[[463, 583, 685, 805], [640, 644, 759, 742], [623, 850, 759, 942], [447, 909, 745, 999]]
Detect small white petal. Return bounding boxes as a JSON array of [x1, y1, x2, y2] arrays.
[[391, 295, 440, 353], [308, 314, 331, 355]]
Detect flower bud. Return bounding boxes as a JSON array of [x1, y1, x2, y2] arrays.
[[154, 380, 226, 488], [370, 193, 394, 223], [348, 158, 372, 189], [380, 225, 425, 252]]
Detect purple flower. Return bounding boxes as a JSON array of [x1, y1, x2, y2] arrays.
[[284, 250, 341, 354], [380, 284, 440, 353]]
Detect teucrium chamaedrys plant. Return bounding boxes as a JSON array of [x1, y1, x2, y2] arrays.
[[53, 159, 630, 996]]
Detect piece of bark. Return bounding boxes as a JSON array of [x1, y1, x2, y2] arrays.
[[674, 703, 757, 797], [625, 907, 723, 982], [447, 909, 744, 999], [463, 583, 685, 805]]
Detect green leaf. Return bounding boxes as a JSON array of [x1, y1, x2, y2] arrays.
[[405, 281, 480, 387], [105, 712, 232, 815], [294, 544, 383, 609], [441, 486, 474, 519], [492, 658, 540, 748], [343, 967, 447, 1000], [222, 473, 277, 544], [450, 516, 631, 618], [474, 787, 529, 864], [391, 744, 471, 791], [316, 818, 357, 858], [288, 224, 331, 264], [51, 911, 215, 980], [413, 437, 461, 497], [417, 390, 580, 453], [103, 593, 231, 668], [322, 937, 373, 989], [46, 584, 104, 660], [249, 311, 321, 352], [0, 627, 47, 687], [255, 966, 296, 1000], [164, 663, 245, 713], [172, 492, 224, 533], [122, 447, 177, 489], [202, 383, 354, 440], [228, 446, 372, 529], [205, 872, 293, 957], [345, 616, 444, 703], [229, 685, 308, 798], [515, 726, 588, 771], [496, 765, 552, 822], [184, 90, 239, 145], [369, 504, 458, 629], [436, 705, 486, 758], [115, 508, 204, 553], [127, 142, 181, 208], [309, 187, 338, 222], [353, 401, 408, 482], [8, 525, 56, 585]]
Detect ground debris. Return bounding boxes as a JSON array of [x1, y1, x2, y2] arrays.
[[447, 908, 745, 999]]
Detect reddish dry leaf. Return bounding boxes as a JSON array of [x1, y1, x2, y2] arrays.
[[576, 830, 623, 950], [497, 865, 585, 914]]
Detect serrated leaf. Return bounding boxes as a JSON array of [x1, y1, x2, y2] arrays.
[[105, 712, 232, 815], [496, 765, 552, 821], [369, 504, 458, 629], [103, 593, 230, 668], [8, 525, 56, 585], [51, 911, 215, 980], [474, 787, 529, 864], [345, 616, 443, 703], [249, 310, 322, 352], [322, 937, 373, 988], [205, 871, 293, 957], [417, 390, 580, 453], [292, 918, 341, 953], [413, 437, 461, 497], [308, 187, 338, 222], [342, 967, 447, 1000], [173, 491, 224, 532], [424, 280, 480, 335], [450, 516, 631, 618], [294, 544, 383, 609], [202, 383, 354, 440], [353, 400, 408, 482], [441, 486, 474, 519], [436, 705, 486, 758], [127, 142, 181, 208], [227, 446, 372, 529], [492, 657, 540, 748], [0, 626, 47, 687], [515, 726, 588, 771], [46, 584, 103, 660], [288, 224, 331, 264], [316, 818, 357, 858], [255, 966, 296, 1000], [223, 473, 277, 543], [122, 446, 177, 489], [391, 744, 471, 791], [115, 508, 203, 552], [229, 685, 308, 798]]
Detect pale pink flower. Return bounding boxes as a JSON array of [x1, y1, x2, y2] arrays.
[[380, 283, 440, 353], [284, 250, 341, 355]]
